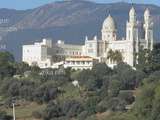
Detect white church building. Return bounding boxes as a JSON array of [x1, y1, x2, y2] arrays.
[[22, 7, 154, 69]]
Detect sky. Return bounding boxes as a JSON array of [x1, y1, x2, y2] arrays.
[[0, 0, 160, 10]]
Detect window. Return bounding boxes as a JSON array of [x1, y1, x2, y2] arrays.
[[149, 31, 151, 40], [129, 30, 130, 40], [89, 43, 92, 48], [88, 49, 93, 53]]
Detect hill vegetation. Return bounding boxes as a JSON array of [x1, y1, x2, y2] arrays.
[[1, 44, 160, 120], [0, 1, 160, 60]]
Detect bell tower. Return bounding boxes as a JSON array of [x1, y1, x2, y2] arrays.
[[126, 7, 138, 42], [143, 8, 154, 50], [126, 6, 139, 66]]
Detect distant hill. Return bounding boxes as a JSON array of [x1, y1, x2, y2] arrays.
[[0, 1, 160, 60]]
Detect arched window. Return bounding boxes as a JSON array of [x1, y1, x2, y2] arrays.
[[129, 30, 131, 40]]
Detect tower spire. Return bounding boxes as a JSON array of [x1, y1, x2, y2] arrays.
[[131, 0, 133, 6], [107, 9, 110, 16]]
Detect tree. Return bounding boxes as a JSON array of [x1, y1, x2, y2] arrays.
[[61, 100, 84, 117], [31, 65, 40, 73], [118, 91, 134, 105], [136, 47, 152, 74], [136, 44, 160, 74], [107, 49, 115, 62], [150, 46, 160, 72], [74, 63, 113, 91], [92, 63, 113, 77], [0, 111, 12, 120], [78, 111, 90, 120], [0, 51, 14, 63], [113, 63, 141, 90], [114, 50, 123, 63], [42, 101, 63, 120], [0, 78, 36, 102], [85, 96, 100, 114], [0, 52, 15, 79], [14, 62, 30, 75], [107, 49, 123, 64], [109, 79, 122, 97], [150, 85, 160, 120], [33, 82, 59, 103], [134, 83, 155, 119]]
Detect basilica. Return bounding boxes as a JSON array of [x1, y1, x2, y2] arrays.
[[22, 7, 154, 69]]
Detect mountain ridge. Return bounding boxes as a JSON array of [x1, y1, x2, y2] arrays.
[[0, 1, 159, 60]]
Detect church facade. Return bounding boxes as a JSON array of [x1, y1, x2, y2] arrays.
[[83, 7, 154, 68], [22, 7, 154, 69]]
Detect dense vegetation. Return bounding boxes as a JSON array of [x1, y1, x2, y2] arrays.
[[1, 44, 160, 120]]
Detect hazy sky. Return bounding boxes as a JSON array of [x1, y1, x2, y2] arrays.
[[0, 0, 160, 10]]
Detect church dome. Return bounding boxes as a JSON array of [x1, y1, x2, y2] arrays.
[[129, 7, 136, 16], [103, 14, 116, 31]]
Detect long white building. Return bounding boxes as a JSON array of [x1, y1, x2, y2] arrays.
[[22, 7, 154, 69]]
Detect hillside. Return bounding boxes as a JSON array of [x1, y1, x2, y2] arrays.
[[1, 49, 160, 120], [0, 1, 160, 60]]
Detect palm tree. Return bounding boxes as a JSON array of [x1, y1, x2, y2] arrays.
[[107, 49, 114, 62], [113, 50, 123, 63], [107, 49, 123, 64]]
